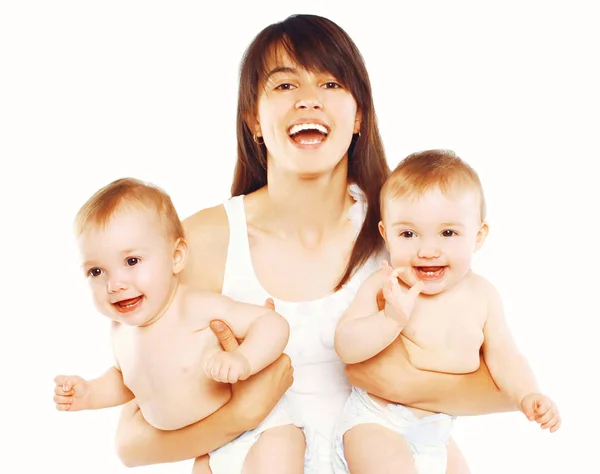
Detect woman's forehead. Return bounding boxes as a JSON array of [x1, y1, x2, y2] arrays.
[[261, 41, 332, 78]]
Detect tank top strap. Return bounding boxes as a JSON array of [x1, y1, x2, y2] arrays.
[[222, 195, 255, 287]]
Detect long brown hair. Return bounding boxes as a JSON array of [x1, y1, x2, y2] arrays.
[[232, 14, 390, 289]]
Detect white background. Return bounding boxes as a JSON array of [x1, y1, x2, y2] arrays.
[[1, 1, 598, 473]]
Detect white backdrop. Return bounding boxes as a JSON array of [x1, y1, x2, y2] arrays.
[[1, 1, 598, 473]]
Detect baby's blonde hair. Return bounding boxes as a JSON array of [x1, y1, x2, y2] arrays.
[[381, 149, 486, 221], [74, 178, 184, 241]]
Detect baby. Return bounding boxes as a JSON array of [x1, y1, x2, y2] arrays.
[[333, 150, 561, 473], [53, 177, 289, 433]]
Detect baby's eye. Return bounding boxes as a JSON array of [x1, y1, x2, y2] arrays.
[[88, 268, 103, 278], [126, 257, 140, 266], [442, 230, 457, 237], [400, 231, 415, 238]]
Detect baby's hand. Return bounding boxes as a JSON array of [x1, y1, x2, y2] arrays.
[[520, 393, 561, 433], [205, 351, 251, 384], [381, 261, 423, 327], [53, 375, 92, 412]]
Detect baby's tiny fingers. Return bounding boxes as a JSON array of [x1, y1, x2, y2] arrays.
[[205, 359, 219, 380], [549, 418, 562, 433], [536, 406, 555, 425], [535, 399, 551, 415], [381, 261, 392, 276], [227, 367, 240, 384], [408, 280, 424, 297], [211, 362, 223, 381], [55, 403, 71, 411], [54, 395, 72, 405], [541, 409, 560, 429], [53, 375, 67, 386], [54, 385, 73, 396], [218, 364, 231, 383], [541, 416, 557, 430], [390, 266, 412, 280]]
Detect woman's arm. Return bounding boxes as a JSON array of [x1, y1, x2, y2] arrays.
[[344, 335, 516, 416], [115, 319, 293, 467]]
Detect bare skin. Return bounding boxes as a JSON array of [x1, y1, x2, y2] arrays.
[[192, 314, 305, 474], [115, 305, 293, 467], [345, 288, 515, 416]]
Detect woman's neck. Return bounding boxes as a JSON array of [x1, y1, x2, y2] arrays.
[[252, 161, 354, 244]]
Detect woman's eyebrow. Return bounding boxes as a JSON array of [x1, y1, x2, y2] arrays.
[[266, 66, 298, 79]]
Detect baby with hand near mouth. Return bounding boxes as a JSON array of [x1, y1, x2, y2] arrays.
[[333, 149, 560, 474]]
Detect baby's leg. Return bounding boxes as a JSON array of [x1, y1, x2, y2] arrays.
[[343, 423, 417, 474], [445, 437, 471, 474], [242, 424, 305, 474], [192, 455, 212, 474]]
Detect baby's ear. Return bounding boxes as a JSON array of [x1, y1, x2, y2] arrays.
[[474, 222, 489, 252], [173, 238, 188, 274], [378, 221, 389, 249]]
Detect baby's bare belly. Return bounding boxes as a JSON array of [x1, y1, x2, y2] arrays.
[[376, 330, 484, 418], [401, 324, 484, 375], [118, 326, 231, 431], [137, 378, 231, 431], [405, 344, 482, 374]]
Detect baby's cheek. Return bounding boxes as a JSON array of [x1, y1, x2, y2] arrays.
[[388, 247, 410, 267]]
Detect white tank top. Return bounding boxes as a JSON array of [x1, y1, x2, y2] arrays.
[[221, 184, 381, 467]]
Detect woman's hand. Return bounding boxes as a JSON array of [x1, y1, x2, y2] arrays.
[[209, 298, 293, 428], [344, 335, 418, 403], [345, 336, 515, 416]]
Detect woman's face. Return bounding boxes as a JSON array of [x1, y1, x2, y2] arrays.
[[254, 53, 361, 179]]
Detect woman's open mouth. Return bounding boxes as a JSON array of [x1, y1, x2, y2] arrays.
[[288, 122, 329, 146]]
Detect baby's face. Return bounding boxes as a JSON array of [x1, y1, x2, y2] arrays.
[[78, 206, 179, 326], [380, 187, 487, 295]]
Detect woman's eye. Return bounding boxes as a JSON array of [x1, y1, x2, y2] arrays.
[[275, 83, 295, 91], [442, 230, 456, 237], [323, 81, 341, 89], [126, 257, 140, 266], [88, 268, 102, 277], [400, 231, 415, 238]]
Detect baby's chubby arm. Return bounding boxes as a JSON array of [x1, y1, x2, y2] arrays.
[[335, 262, 423, 364], [201, 293, 290, 383], [53, 366, 134, 412], [482, 283, 561, 431], [335, 268, 400, 364], [54, 324, 134, 412]]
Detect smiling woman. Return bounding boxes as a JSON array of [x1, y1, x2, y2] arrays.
[[254, 62, 361, 177]]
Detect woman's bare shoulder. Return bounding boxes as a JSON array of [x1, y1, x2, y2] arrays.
[[181, 204, 229, 292], [183, 204, 228, 237]]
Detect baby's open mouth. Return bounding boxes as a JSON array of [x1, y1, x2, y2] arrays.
[[414, 266, 446, 280], [113, 296, 144, 313]]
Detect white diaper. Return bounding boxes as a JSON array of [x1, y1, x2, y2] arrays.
[[332, 387, 455, 474], [208, 396, 305, 474]]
